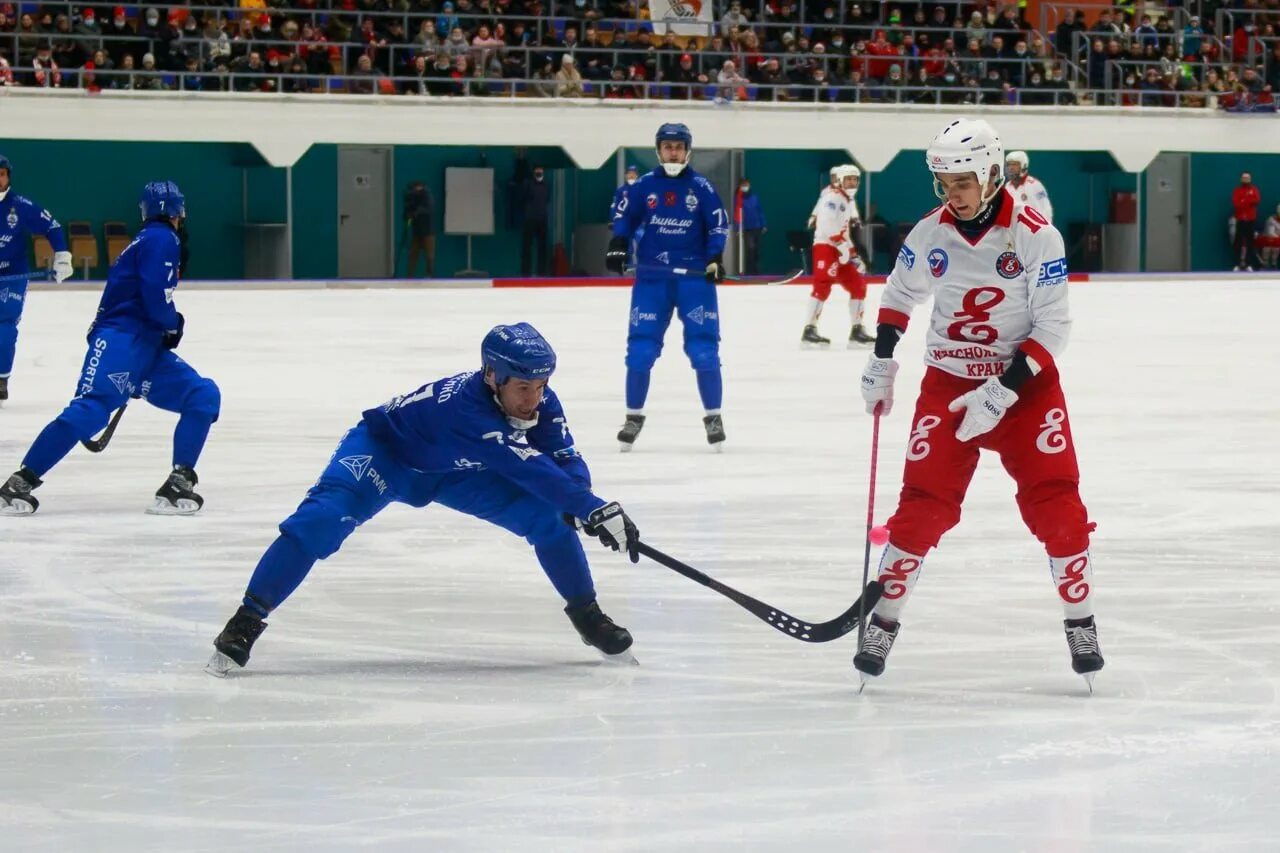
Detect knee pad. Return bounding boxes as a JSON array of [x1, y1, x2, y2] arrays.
[[685, 339, 721, 371], [279, 495, 360, 560], [625, 336, 663, 371], [1018, 479, 1095, 556], [186, 377, 222, 421], [887, 485, 963, 556]]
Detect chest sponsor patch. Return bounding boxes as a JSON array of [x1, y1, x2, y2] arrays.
[[996, 251, 1023, 279]]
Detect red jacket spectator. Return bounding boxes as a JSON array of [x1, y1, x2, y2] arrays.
[[865, 30, 900, 80], [1233, 179, 1261, 222]]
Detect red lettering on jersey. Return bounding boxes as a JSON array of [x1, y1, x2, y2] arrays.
[[946, 287, 1005, 345], [1017, 208, 1049, 233]]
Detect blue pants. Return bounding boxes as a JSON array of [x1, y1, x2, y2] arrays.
[[625, 272, 722, 410], [242, 422, 597, 616], [0, 276, 29, 378], [21, 327, 221, 477]]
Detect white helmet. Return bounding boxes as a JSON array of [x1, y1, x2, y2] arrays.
[[1006, 150, 1029, 170], [832, 164, 860, 190], [926, 118, 1004, 208]]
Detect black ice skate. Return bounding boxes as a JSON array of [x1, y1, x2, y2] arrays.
[[0, 376, 8, 404], [206, 605, 268, 677], [147, 465, 204, 516], [566, 599, 636, 664], [847, 323, 876, 347], [800, 324, 831, 348], [0, 467, 41, 516], [617, 413, 646, 453], [853, 614, 900, 691], [1064, 615, 1104, 692], [702, 413, 726, 452]]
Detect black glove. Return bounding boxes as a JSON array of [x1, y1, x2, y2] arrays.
[[163, 312, 185, 350], [176, 218, 190, 277], [605, 236, 628, 274], [584, 501, 640, 563], [704, 253, 725, 283]]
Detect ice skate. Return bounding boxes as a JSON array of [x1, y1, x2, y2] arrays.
[[702, 413, 725, 452], [206, 605, 268, 677], [853, 614, 900, 692], [847, 323, 875, 348], [147, 465, 204, 516], [800, 324, 830, 349], [0, 467, 41, 516], [566, 599, 636, 665], [617, 413, 645, 452], [1064, 615, 1104, 693]]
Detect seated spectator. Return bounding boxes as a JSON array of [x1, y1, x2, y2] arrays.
[[882, 62, 907, 101], [668, 52, 705, 100], [74, 7, 103, 46], [443, 27, 470, 61], [426, 52, 461, 95], [116, 53, 137, 89], [721, 0, 748, 37], [80, 60, 101, 93], [603, 66, 637, 99], [230, 50, 265, 92], [555, 54, 584, 97], [755, 57, 785, 99], [716, 59, 746, 101], [135, 51, 167, 91]]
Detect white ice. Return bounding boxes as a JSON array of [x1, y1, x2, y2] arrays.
[[2, 280, 1279, 852]]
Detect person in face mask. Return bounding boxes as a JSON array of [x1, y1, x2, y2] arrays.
[[522, 166, 552, 276], [735, 176, 767, 275]]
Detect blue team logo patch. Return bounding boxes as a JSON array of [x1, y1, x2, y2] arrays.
[[996, 251, 1023, 279], [897, 244, 916, 270], [5, 210, 17, 229], [685, 191, 698, 211], [1038, 257, 1068, 287], [646, 193, 658, 210], [927, 248, 949, 278]]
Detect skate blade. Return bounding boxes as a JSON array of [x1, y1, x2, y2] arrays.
[[708, 442, 724, 454], [619, 442, 635, 453], [205, 650, 237, 678], [800, 341, 831, 350], [1082, 672, 1096, 694], [597, 648, 639, 666], [847, 340, 873, 349], [146, 498, 202, 516], [0, 500, 36, 517]]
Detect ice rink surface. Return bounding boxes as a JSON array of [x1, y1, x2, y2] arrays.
[[2, 280, 1278, 852]]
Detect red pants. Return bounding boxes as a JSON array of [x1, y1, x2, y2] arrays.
[[887, 367, 1094, 558], [810, 244, 866, 301], [1255, 234, 1280, 249]]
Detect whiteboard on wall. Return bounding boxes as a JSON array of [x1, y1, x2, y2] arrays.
[[444, 167, 495, 235]]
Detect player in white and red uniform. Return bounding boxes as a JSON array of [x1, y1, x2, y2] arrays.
[[1256, 204, 1280, 269], [1004, 150, 1054, 224], [856, 118, 1103, 690], [802, 165, 872, 348]]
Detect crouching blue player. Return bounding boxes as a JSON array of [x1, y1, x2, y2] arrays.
[[207, 322, 642, 675], [0, 181, 220, 516], [607, 122, 731, 452]]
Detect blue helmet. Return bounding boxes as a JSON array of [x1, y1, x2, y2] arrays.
[[0, 154, 11, 178], [481, 322, 557, 385], [139, 180, 185, 221], [655, 122, 693, 176]]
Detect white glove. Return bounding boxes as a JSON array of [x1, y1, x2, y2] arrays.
[[584, 501, 639, 563], [948, 378, 1019, 442], [860, 356, 898, 416], [52, 250, 73, 283], [853, 256, 867, 274]]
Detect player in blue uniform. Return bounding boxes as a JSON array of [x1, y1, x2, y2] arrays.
[[609, 163, 642, 272], [207, 323, 642, 675], [607, 123, 730, 452], [0, 181, 221, 517], [0, 153, 74, 403]]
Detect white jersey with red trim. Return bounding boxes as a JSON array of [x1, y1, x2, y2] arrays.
[[1263, 215, 1280, 238], [879, 195, 1070, 380], [1006, 174, 1053, 224], [811, 186, 858, 252]]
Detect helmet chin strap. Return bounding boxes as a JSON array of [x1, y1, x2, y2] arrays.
[[491, 391, 541, 430], [933, 173, 1006, 221]]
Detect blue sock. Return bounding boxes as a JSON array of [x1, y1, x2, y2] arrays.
[[534, 533, 596, 608], [244, 534, 316, 615], [695, 368, 723, 411], [625, 368, 651, 410], [173, 412, 215, 469], [21, 419, 81, 478]]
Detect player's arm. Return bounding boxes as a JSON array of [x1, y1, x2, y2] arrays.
[[607, 180, 642, 272], [526, 389, 593, 489], [19, 198, 72, 281], [137, 233, 183, 340], [1034, 185, 1055, 224], [860, 222, 932, 415]]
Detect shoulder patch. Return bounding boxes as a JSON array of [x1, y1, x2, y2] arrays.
[[898, 244, 916, 270]]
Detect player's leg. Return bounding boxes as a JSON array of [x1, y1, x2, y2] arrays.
[[802, 245, 835, 346], [619, 277, 675, 450], [856, 369, 981, 680], [432, 473, 634, 659], [0, 329, 138, 515], [209, 423, 401, 672], [843, 262, 874, 346], [676, 274, 725, 450], [991, 370, 1103, 681], [0, 277, 29, 402], [136, 351, 221, 514], [407, 235, 423, 277]]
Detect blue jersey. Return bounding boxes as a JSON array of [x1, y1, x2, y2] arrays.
[[611, 167, 729, 275], [361, 371, 605, 521], [609, 182, 632, 220], [92, 221, 182, 345], [0, 192, 68, 274]]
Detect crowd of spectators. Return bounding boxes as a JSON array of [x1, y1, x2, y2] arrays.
[[0, 1, 1276, 110]]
